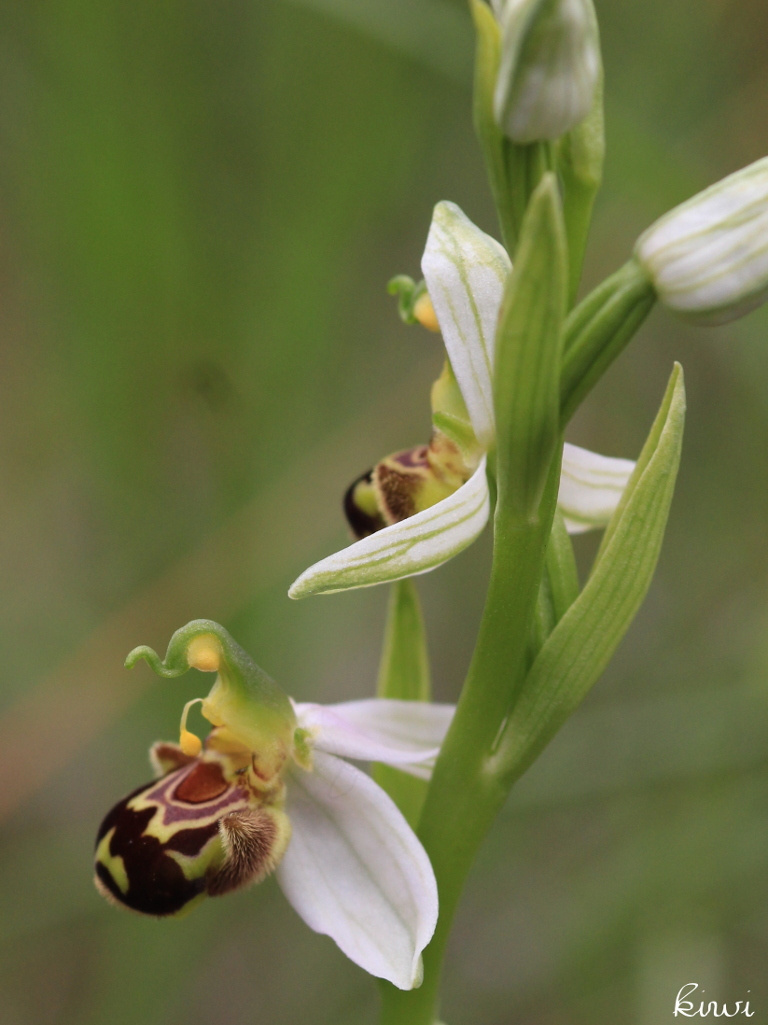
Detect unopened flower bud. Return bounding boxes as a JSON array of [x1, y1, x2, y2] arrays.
[[494, 0, 600, 143], [635, 156, 768, 325]]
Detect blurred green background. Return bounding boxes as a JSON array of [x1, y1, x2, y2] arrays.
[[1, 1, 767, 1022]]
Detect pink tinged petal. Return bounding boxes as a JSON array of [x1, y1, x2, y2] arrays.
[[294, 698, 455, 774], [288, 458, 490, 598], [422, 202, 510, 448], [558, 442, 635, 533], [276, 751, 438, 989]]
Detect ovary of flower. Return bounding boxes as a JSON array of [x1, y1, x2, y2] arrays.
[[94, 621, 452, 990], [288, 201, 635, 599]]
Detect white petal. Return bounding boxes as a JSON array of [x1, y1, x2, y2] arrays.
[[276, 751, 438, 989], [558, 442, 635, 533], [294, 698, 455, 774], [422, 202, 510, 447], [288, 458, 490, 598]]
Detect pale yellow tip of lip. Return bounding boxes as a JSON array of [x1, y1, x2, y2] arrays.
[[187, 635, 221, 672], [414, 293, 440, 332], [180, 729, 203, 757]]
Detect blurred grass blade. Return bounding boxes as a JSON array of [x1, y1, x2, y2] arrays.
[[494, 172, 566, 520], [374, 579, 432, 826], [493, 363, 685, 782], [284, 0, 472, 84]]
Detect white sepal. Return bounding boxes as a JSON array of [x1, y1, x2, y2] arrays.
[[635, 156, 768, 324], [295, 698, 454, 774], [276, 751, 438, 990], [494, 0, 600, 143], [558, 442, 635, 533], [422, 203, 510, 448], [288, 458, 490, 598]]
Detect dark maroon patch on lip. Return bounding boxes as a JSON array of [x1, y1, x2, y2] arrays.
[[173, 761, 228, 804], [95, 785, 221, 916], [376, 463, 420, 522]]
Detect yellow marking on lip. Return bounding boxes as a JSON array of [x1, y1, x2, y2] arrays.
[[95, 828, 129, 894]]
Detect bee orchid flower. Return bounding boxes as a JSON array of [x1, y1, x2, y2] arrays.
[[94, 620, 452, 990], [289, 201, 635, 599]]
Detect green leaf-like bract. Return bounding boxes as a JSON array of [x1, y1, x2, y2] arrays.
[[494, 172, 567, 521], [492, 363, 685, 783]]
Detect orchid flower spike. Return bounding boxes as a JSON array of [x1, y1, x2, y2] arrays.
[[94, 620, 452, 990], [289, 202, 635, 599]]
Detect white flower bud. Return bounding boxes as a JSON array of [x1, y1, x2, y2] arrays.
[[494, 0, 600, 143], [635, 156, 768, 325]]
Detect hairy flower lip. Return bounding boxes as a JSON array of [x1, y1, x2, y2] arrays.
[[96, 644, 453, 991], [289, 202, 636, 599]]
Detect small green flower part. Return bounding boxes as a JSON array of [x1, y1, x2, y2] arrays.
[[125, 619, 297, 785]]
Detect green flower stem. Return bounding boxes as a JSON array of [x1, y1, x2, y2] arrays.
[[379, 454, 562, 1025], [530, 508, 579, 658], [557, 66, 605, 306], [559, 259, 655, 424]]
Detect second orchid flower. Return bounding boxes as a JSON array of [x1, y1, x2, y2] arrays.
[[289, 202, 635, 599]]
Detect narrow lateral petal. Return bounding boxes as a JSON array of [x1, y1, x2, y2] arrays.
[[422, 202, 510, 447], [558, 442, 635, 533], [276, 752, 438, 989], [294, 698, 454, 772], [288, 459, 490, 598]]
